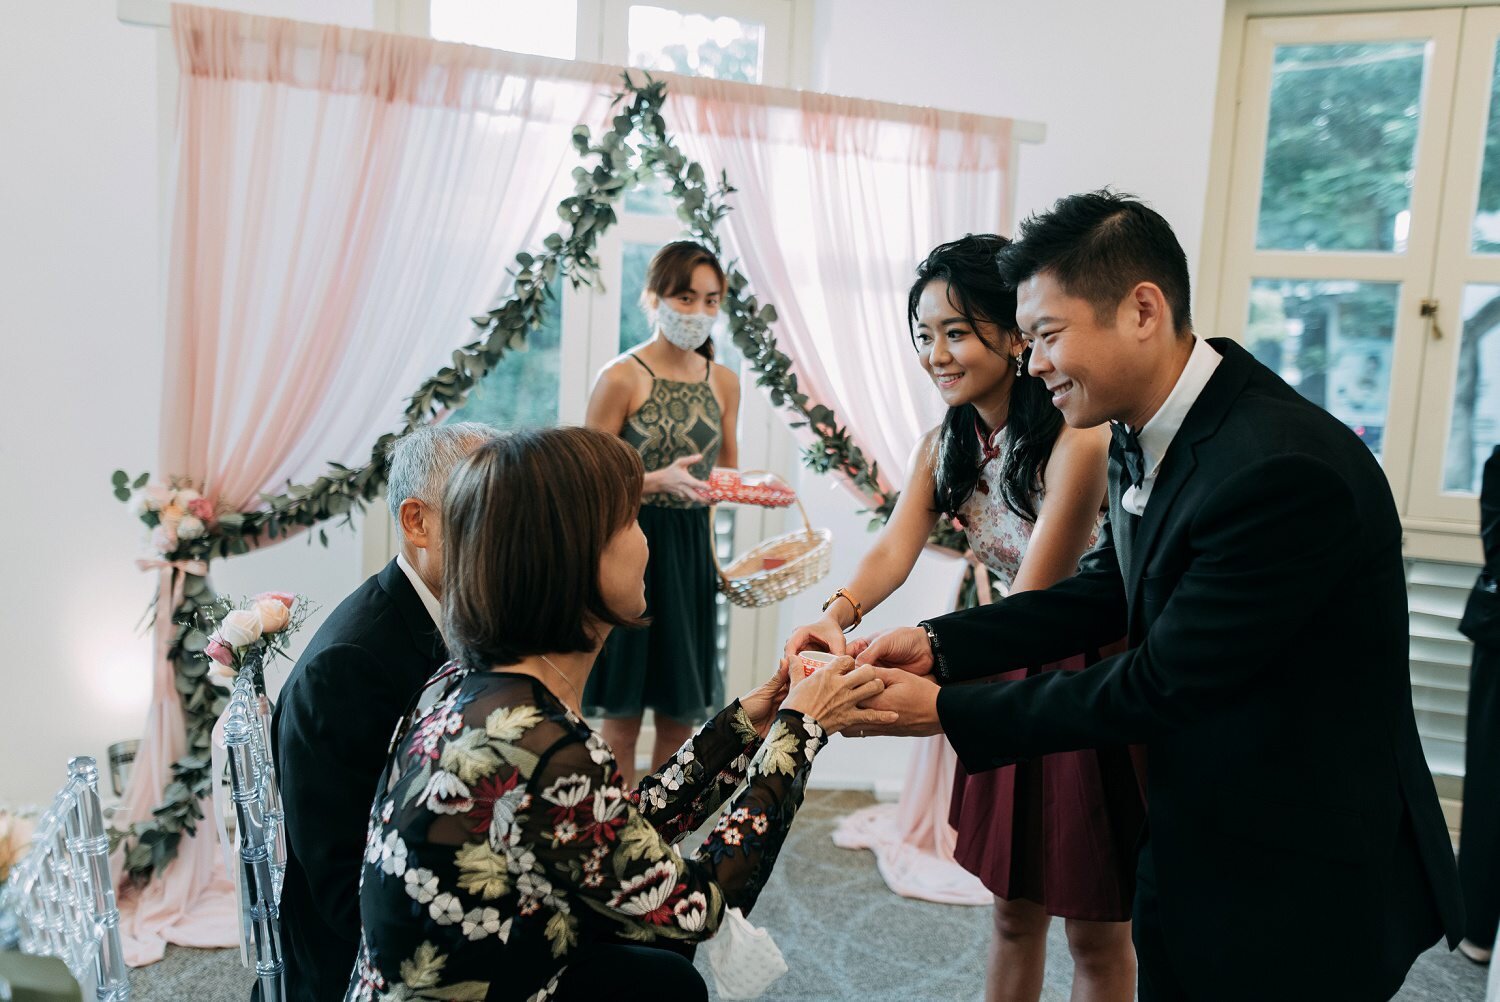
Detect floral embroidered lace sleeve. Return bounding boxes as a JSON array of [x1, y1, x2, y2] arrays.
[[348, 670, 824, 1002], [631, 699, 765, 842]]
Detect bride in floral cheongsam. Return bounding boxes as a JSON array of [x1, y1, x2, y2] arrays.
[[346, 427, 891, 1002]]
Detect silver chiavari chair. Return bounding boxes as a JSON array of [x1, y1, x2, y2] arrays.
[[0, 757, 129, 1001], [222, 649, 285, 1001]]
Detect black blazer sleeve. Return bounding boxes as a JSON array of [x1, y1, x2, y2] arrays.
[[276, 642, 404, 940], [925, 513, 1129, 679], [937, 453, 1359, 772], [1480, 445, 1500, 578]]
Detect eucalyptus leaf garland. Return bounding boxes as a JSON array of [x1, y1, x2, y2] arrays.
[[114, 71, 969, 883]]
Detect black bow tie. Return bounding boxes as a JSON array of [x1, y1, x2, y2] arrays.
[[1112, 422, 1145, 490]]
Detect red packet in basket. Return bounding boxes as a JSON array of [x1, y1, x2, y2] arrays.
[[697, 469, 797, 508]]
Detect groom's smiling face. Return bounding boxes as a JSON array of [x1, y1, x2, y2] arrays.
[[1017, 271, 1130, 429], [1017, 269, 1172, 429]]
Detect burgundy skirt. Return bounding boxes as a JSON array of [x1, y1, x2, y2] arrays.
[[948, 647, 1147, 921]]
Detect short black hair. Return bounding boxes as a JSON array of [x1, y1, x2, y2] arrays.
[[997, 189, 1192, 335]]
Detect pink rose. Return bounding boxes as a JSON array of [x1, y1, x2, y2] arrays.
[[204, 636, 234, 667], [255, 591, 296, 610], [187, 497, 216, 522], [255, 598, 291, 634], [151, 523, 178, 554]]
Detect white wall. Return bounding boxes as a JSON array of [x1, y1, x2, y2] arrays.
[[0, 0, 374, 805], [0, 0, 1227, 803]]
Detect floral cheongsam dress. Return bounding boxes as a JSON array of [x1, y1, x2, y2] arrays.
[[347, 667, 824, 1002]]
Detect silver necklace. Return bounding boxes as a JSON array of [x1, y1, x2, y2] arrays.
[[539, 654, 582, 715]]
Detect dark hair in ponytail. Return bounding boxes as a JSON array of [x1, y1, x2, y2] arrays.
[[908, 234, 1063, 524]]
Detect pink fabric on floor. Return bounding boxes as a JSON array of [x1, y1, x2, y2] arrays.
[[831, 735, 990, 906], [112, 806, 239, 966]]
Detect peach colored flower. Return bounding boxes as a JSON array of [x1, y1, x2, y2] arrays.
[[255, 598, 291, 634], [161, 503, 185, 525], [255, 591, 296, 610], [0, 811, 36, 884]]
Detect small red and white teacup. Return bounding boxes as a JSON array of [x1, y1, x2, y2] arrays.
[[796, 650, 838, 680]]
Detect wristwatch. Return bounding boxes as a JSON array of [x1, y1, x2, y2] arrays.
[[919, 620, 950, 683], [822, 587, 863, 633]]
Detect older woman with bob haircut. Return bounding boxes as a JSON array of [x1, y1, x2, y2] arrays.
[[346, 427, 893, 1002]]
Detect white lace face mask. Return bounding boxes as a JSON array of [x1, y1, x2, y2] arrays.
[[657, 303, 715, 352]]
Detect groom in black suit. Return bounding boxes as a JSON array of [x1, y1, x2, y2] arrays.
[[857, 191, 1463, 999], [270, 422, 496, 1002]]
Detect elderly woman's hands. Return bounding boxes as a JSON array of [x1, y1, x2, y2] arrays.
[[781, 656, 897, 735], [739, 661, 792, 738]]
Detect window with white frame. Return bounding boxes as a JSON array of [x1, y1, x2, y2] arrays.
[[1212, 8, 1500, 536], [1209, 6, 1500, 781], [431, 0, 805, 698]]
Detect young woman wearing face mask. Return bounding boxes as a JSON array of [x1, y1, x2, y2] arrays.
[[583, 241, 740, 786], [782, 235, 1144, 1002]]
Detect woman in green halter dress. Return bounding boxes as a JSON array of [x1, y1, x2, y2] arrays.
[[584, 241, 741, 784]]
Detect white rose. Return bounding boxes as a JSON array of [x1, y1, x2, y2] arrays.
[[143, 485, 173, 512], [150, 524, 178, 555], [218, 609, 263, 648], [176, 515, 206, 541], [206, 660, 238, 690], [255, 598, 291, 634]]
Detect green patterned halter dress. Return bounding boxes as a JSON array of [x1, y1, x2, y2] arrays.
[[582, 353, 724, 724]]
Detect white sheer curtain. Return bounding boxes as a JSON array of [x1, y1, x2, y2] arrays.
[[666, 72, 1013, 494], [116, 5, 615, 966], [665, 72, 1014, 905]]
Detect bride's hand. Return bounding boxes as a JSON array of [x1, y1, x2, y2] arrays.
[[738, 660, 792, 738]]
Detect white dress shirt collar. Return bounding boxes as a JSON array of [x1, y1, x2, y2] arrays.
[[396, 552, 442, 630], [1121, 337, 1222, 515]]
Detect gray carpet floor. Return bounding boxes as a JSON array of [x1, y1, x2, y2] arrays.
[[127, 790, 1488, 1001]]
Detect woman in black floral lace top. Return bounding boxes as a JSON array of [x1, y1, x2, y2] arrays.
[[347, 428, 893, 1002]]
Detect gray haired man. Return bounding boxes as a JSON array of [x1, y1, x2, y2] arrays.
[[269, 422, 497, 1002]]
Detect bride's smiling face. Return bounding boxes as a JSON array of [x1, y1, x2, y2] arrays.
[[912, 279, 1020, 409]]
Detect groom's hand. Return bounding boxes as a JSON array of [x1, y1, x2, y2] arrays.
[[847, 668, 942, 737], [853, 626, 934, 676]]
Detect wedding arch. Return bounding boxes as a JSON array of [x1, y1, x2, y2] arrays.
[[113, 71, 972, 884]]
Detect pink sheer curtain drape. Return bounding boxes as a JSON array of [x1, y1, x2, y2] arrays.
[[666, 74, 1012, 905], [114, 5, 615, 965], [667, 73, 1011, 491]]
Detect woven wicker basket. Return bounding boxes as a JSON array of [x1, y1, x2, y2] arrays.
[[711, 489, 832, 609]]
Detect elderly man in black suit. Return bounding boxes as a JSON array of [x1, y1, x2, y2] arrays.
[[270, 422, 497, 1002], [857, 191, 1463, 1000]]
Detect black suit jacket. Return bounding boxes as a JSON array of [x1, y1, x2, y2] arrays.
[[929, 339, 1463, 999], [271, 559, 446, 1002], [1460, 446, 1500, 647]]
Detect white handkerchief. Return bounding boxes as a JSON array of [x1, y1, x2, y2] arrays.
[[704, 906, 788, 999]]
